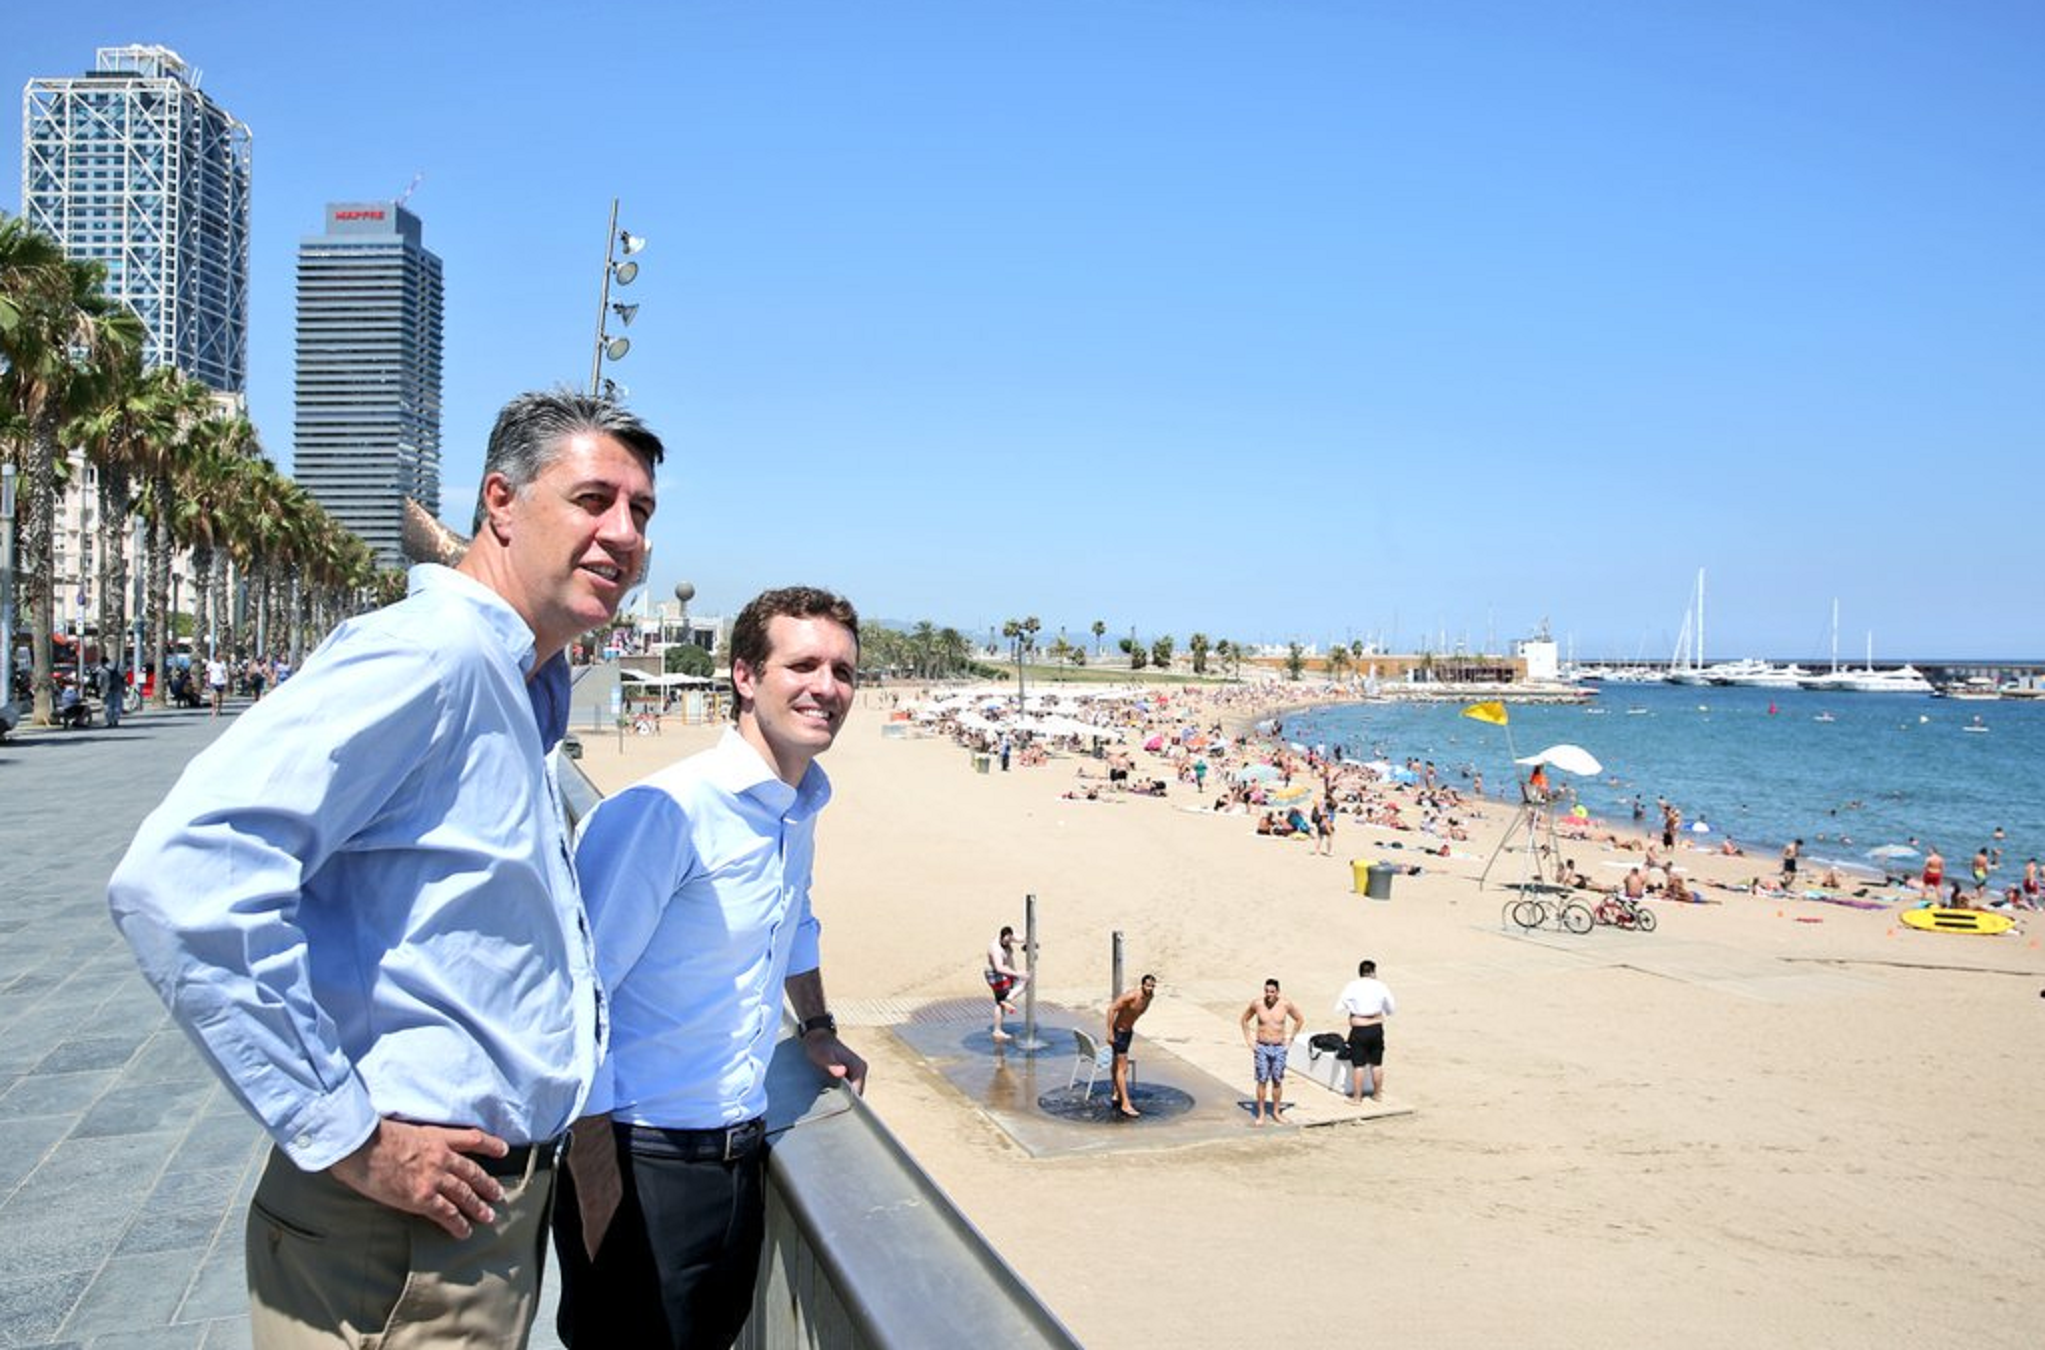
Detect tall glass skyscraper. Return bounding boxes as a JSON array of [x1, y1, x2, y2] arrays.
[[292, 202, 444, 569], [22, 45, 252, 392]]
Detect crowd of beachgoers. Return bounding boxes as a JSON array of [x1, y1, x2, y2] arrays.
[[888, 679, 2039, 919]]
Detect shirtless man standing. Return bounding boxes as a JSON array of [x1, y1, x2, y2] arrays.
[[986, 925, 1028, 1042], [1240, 979, 1305, 1125], [1106, 974, 1156, 1118]]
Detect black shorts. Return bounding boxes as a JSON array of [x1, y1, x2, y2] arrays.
[[1346, 1023, 1384, 1067], [1111, 1029, 1133, 1056]]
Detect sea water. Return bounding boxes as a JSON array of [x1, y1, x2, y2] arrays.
[[1276, 682, 2044, 879]]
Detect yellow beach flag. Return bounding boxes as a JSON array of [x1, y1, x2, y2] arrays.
[[1462, 700, 1509, 727]]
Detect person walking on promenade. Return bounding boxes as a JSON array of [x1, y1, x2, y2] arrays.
[[987, 925, 1029, 1042], [1107, 974, 1157, 1119], [108, 390, 662, 1348], [551, 586, 868, 1350], [1240, 978, 1305, 1124], [204, 652, 227, 716], [1336, 959, 1397, 1104]]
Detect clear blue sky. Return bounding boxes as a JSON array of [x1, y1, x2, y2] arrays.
[[10, 1, 2041, 659]]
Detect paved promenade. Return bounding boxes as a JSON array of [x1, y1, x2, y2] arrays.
[[0, 682, 615, 1349], [0, 706, 259, 1348]]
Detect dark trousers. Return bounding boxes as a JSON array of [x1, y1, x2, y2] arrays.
[[553, 1122, 767, 1350]]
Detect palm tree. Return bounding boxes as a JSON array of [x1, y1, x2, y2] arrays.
[[176, 412, 257, 663], [0, 222, 143, 724], [1151, 634, 1174, 671], [72, 361, 184, 693], [1091, 619, 1107, 658], [131, 374, 214, 705], [1327, 644, 1352, 683], [1285, 641, 1306, 681], [1188, 631, 1210, 675]]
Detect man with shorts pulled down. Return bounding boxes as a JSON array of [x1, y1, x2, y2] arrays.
[[1336, 959, 1397, 1104], [1240, 978, 1305, 1125], [553, 586, 868, 1349], [109, 391, 662, 1346]]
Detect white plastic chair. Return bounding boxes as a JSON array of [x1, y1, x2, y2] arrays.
[[1067, 1029, 1131, 1097]]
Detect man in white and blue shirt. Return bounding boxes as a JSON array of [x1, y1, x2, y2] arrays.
[[109, 390, 662, 1349], [555, 586, 866, 1350]]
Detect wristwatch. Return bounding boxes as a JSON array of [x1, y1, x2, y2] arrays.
[[798, 1012, 838, 1039]]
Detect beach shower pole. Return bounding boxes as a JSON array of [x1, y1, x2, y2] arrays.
[[1111, 930, 1125, 1000], [1021, 893, 1041, 1049]]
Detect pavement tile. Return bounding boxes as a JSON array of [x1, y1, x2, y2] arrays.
[[197, 1318, 251, 1349], [174, 1248, 246, 1325], [0, 1269, 92, 1348], [113, 1203, 229, 1259], [0, 1201, 121, 1280], [0, 1072, 114, 1123], [109, 1035, 204, 1091], [78, 1329, 204, 1350], [0, 1116, 73, 1199], [163, 1120, 261, 1177], [55, 1252, 195, 1339], [73, 1083, 211, 1141], [7, 1133, 174, 1211], [32, 1039, 144, 1078]]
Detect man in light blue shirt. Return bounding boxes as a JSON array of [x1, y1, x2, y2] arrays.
[[109, 390, 661, 1349], [554, 585, 866, 1350]]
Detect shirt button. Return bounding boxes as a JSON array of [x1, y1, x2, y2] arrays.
[[294, 1134, 312, 1151]]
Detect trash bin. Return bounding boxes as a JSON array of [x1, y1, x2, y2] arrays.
[[1350, 860, 1371, 893], [1365, 863, 1397, 901], [973, 753, 991, 775]]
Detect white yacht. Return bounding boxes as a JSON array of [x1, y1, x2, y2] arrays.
[[1708, 659, 1812, 689]]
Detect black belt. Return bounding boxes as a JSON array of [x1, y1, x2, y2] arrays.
[[625, 1118, 767, 1164], [481, 1134, 568, 1179]]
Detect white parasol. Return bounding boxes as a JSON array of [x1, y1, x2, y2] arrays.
[[1512, 744, 1604, 777]]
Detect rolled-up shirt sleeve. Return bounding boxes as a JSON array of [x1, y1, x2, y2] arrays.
[[109, 634, 447, 1171]]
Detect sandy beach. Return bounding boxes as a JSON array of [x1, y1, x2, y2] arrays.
[[578, 682, 2045, 1349]]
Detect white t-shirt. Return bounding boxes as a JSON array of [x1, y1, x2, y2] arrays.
[[1336, 976, 1396, 1019], [206, 658, 228, 688]]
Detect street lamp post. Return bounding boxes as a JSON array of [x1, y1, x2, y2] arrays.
[[1, 463, 17, 714], [589, 198, 646, 397]]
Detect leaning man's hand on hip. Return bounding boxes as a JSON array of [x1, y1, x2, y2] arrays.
[[330, 1119, 510, 1239]]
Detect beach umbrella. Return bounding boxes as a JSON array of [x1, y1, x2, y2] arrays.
[[1265, 782, 1315, 805], [1234, 763, 1283, 784], [1690, 821, 1712, 835], [1513, 744, 1604, 778]]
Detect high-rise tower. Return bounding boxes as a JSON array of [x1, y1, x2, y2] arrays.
[[22, 45, 252, 392], [292, 202, 444, 569]]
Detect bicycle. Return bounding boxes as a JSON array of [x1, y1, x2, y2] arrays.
[[1591, 894, 1657, 932], [1506, 890, 1595, 935]]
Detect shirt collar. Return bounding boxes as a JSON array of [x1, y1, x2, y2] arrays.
[[408, 563, 571, 749], [707, 727, 833, 818]]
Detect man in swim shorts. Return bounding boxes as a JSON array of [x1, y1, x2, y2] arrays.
[[1240, 978, 1305, 1125], [1921, 845, 1945, 901], [986, 925, 1028, 1042], [1335, 959, 1396, 1104], [1105, 974, 1156, 1118], [1780, 838, 1801, 889]]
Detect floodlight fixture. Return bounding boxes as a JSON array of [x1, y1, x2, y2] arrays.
[[619, 231, 646, 256], [604, 336, 632, 362], [611, 260, 639, 286], [612, 303, 639, 326]]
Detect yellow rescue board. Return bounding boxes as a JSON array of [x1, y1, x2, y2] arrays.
[[1900, 907, 2014, 936]]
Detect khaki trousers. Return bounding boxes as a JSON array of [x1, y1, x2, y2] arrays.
[[246, 1145, 555, 1349]]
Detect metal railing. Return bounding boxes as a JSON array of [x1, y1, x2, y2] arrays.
[[557, 753, 1083, 1350]]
